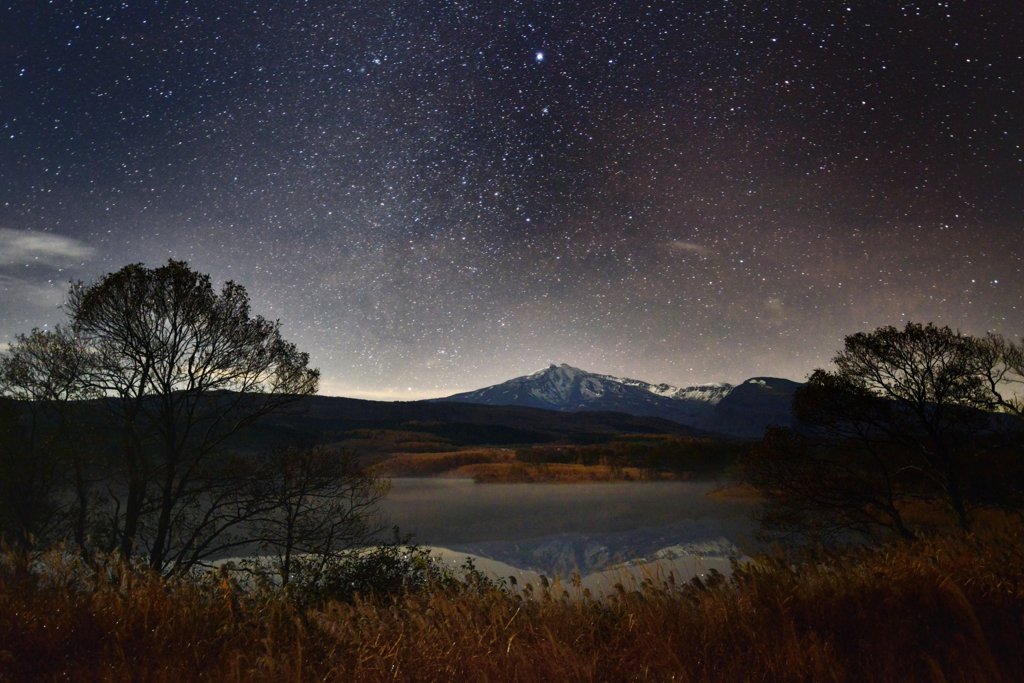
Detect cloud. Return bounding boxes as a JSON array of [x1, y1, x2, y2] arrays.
[[0, 275, 67, 308], [668, 241, 711, 256], [0, 229, 95, 267]]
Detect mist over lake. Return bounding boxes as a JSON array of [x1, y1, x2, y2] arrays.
[[379, 479, 757, 581]]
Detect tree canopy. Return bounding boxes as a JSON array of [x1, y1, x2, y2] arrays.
[[743, 322, 1024, 546], [0, 261, 334, 572]]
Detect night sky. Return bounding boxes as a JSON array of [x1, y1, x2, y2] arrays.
[[1, 1, 1022, 399]]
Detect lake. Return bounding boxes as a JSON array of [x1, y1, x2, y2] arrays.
[[379, 479, 759, 593]]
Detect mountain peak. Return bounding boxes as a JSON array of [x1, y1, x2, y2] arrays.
[[536, 363, 585, 376], [438, 366, 800, 438], [441, 364, 740, 426]]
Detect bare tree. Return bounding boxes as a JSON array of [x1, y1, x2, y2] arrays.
[[250, 445, 390, 587], [744, 323, 1024, 545], [745, 425, 919, 548], [66, 260, 320, 572], [823, 323, 1003, 530], [972, 333, 1024, 419], [0, 328, 96, 561]]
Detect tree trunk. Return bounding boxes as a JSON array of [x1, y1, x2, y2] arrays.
[[120, 441, 146, 560], [148, 460, 178, 571], [73, 463, 89, 554]]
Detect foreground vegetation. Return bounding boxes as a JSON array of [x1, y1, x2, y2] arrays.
[[741, 322, 1024, 548], [372, 435, 746, 482], [3, 519, 1024, 682], [4, 262, 1024, 680]]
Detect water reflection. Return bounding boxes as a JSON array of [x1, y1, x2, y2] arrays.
[[380, 479, 758, 584]]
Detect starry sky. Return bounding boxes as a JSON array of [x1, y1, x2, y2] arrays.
[[1, 1, 1022, 399]]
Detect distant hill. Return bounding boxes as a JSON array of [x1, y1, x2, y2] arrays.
[[437, 364, 801, 438], [700, 377, 803, 438], [246, 393, 716, 451]]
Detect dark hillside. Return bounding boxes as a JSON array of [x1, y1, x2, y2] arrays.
[[700, 377, 802, 438], [246, 395, 717, 450]]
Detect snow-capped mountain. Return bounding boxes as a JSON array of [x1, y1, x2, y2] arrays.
[[442, 363, 730, 425], [439, 364, 799, 438], [613, 375, 733, 404]]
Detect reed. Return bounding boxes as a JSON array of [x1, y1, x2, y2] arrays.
[[2, 523, 1023, 682], [457, 461, 655, 482], [372, 448, 512, 476]]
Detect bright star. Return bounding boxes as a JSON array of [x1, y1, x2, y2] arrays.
[[535, 52, 544, 62]]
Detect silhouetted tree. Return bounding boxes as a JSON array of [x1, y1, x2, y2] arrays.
[[250, 445, 389, 587], [973, 332, 1024, 419], [0, 328, 96, 563], [744, 322, 1024, 545], [66, 260, 320, 572], [745, 424, 919, 546]]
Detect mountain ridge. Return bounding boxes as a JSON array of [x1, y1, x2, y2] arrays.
[[438, 364, 801, 438]]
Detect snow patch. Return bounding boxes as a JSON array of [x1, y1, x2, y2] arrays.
[[521, 364, 733, 406]]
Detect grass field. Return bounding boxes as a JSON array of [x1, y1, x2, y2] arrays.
[[3, 518, 1023, 682], [371, 448, 514, 477], [374, 452, 674, 482], [452, 461, 663, 482], [371, 434, 743, 482]]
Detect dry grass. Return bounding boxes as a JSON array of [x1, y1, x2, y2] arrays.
[[334, 430, 455, 460], [358, 434, 745, 481], [705, 483, 762, 500], [374, 445, 690, 482], [3, 522, 1024, 682], [372, 449, 513, 476], [455, 461, 667, 483]]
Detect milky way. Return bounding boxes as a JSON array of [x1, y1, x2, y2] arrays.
[[1, 1, 1022, 398]]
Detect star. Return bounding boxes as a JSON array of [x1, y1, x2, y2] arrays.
[[0, 1, 1019, 398]]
